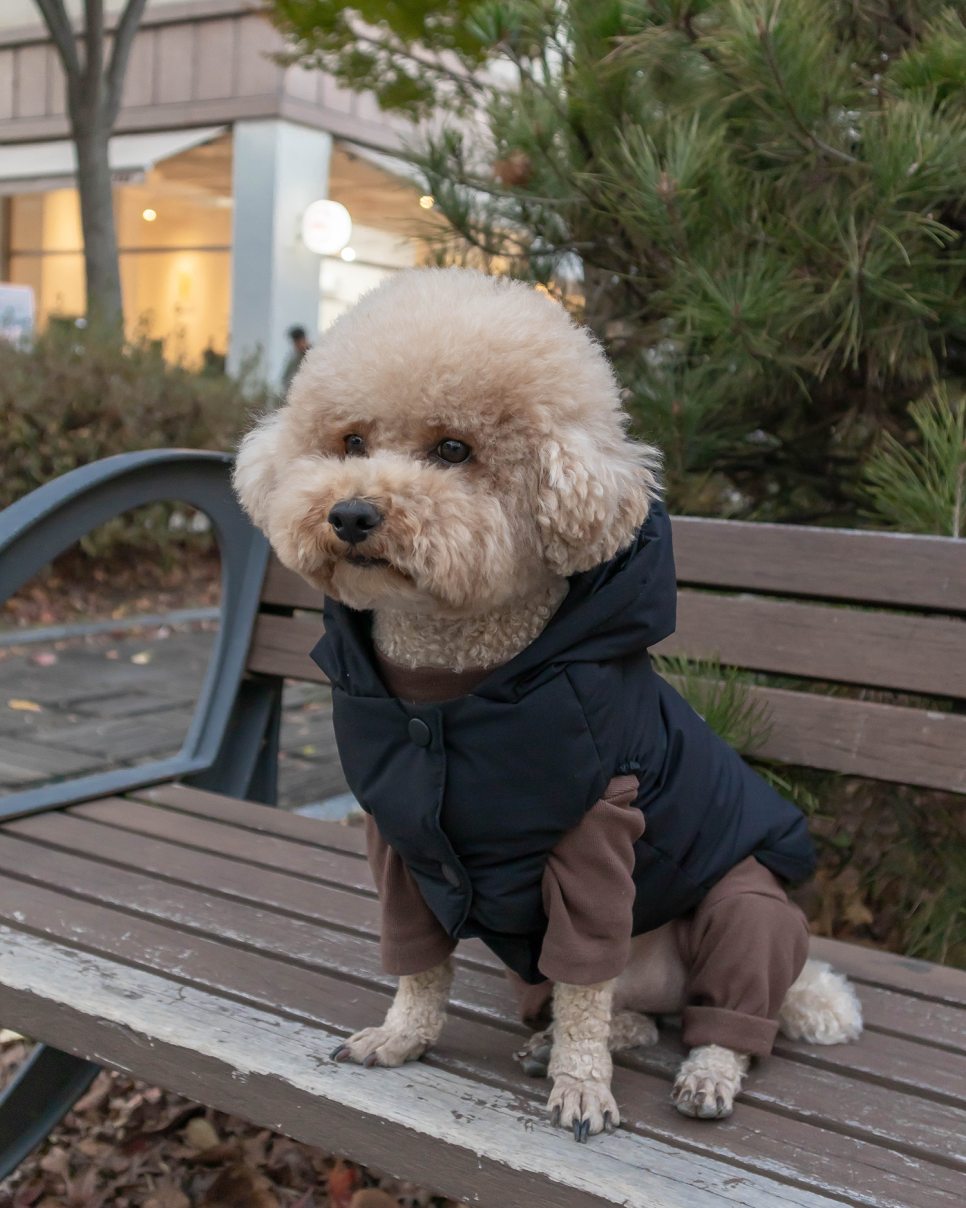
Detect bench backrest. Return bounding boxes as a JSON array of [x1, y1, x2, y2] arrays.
[[248, 518, 966, 794]]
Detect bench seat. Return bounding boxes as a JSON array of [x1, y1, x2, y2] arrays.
[[1, 782, 964, 1208]]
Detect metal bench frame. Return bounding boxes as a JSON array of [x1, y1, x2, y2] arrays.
[[0, 452, 276, 1178]]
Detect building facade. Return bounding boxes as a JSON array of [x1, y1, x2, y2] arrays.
[[0, 0, 433, 382]]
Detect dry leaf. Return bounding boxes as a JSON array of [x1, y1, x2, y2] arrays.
[[185, 1117, 221, 1151], [327, 1160, 358, 1208], [188, 1141, 243, 1166], [73, 1072, 113, 1115], [350, 1192, 398, 1208], [7, 699, 41, 711], [143, 1180, 190, 1208], [29, 652, 58, 666], [200, 1165, 279, 1208], [130, 651, 152, 665], [0, 1027, 24, 1042], [39, 1147, 70, 1177]]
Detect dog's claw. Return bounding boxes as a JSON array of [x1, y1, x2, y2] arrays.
[[551, 1106, 561, 1128], [573, 1118, 582, 1143], [716, 1094, 725, 1112], [330, 1045, 350, 1062], [579, 1118, 590, 1143], [603, 1111, 613, 1133], [362, 1052, 379, 1068]]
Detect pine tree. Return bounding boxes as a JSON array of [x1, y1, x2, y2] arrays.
[[269, 0, 966, 522]]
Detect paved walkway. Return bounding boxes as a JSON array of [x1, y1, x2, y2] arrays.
[[0, 624, 349, 810]]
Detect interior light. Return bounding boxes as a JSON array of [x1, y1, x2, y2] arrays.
[[142, 208, 157, 221], [419, 195, 435, 209], [340, 247, 356, 262], [301, 199, 352, 255]]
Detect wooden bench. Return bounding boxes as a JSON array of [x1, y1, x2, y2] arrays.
[[0, 450, 964, 1208]]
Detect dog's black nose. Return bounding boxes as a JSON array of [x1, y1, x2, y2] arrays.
[[328, 497, 382, 545]]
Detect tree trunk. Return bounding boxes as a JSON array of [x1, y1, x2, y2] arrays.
[[73, 118, 123, 332]]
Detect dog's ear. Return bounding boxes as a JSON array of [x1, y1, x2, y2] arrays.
[[536, 423, 661, 575], [233, 412, 283, 532]]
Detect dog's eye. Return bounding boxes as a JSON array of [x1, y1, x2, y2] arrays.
[[343, 434, 366, 457], [435, 439, 471, 465]]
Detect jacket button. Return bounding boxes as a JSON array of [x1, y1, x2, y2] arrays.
[[441, 863, 461, 887], [408, 718, 431, 747]]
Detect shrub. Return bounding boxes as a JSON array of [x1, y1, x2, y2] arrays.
[[0, 326, 261, 513], [0, 326, 265, 565]]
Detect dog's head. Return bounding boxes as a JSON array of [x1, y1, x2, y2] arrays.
[[234, 269, 660, 616]]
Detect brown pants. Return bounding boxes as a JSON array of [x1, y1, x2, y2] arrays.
[[509, 857, 810, 1057]]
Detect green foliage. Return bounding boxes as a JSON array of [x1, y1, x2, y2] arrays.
[[863, 384, 966, 536], [0, 325, 263, 553], [266, 0, 487, 117], [274, 0, 966, 521]]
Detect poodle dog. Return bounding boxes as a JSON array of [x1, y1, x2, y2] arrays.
[[234, 267, 862, 1141]]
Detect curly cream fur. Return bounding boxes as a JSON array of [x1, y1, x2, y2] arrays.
[[335, 958, 453, 1068], [547, 980, 619, 1135], [778, 958, 863, 1045], [234, 268, 660, 624], [238, 267, 863, 1138], [672, 1045, 750, 1119], [373, 579, 569, 670]]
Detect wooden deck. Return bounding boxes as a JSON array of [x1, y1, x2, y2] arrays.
[[0, 783, 963, 1208]]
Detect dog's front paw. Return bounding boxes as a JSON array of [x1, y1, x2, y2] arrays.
[[330, 1025, 429, 1068], [548, 1075, 619, 1141], [671, 1045, 749, 1119]]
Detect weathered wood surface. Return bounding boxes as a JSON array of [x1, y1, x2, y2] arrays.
[[247, 613, 328, 683], [670, 517, 966, 611], [655, 590, 966, 700], [2, 784, 965, 1208], [746, 685, 966, 793], [260, 556, 326, 613]]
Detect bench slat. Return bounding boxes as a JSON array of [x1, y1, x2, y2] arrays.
[[70, 798, 372, 891], [810, 937, 966, 1010], [655, 590, 966, 699], [0, 833, 513, 1022], [14, 825, 966, 1109], [135, 783, 367, 855], [0, 866, 964, 1195], [13, 804, 964, 1054], [671, 517, 966, 611], [247, 613, 328, 682], [2, 926, 891, 1208], [260, 556, 327, 612], [749, 686, 966, 793]]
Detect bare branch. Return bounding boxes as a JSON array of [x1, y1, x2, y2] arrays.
[[105, 0, 149, 121], [33, 0, 81, 80]]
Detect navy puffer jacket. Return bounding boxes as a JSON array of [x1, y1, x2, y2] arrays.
[[311, 503, 815, 983]]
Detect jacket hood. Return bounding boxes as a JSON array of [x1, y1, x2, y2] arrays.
[[313, 502, 677, 704]]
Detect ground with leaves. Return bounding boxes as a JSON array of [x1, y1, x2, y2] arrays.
[[0, 1038, 466, 1208]]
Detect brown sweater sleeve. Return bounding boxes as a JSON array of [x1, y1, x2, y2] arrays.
[[538, 775, 643, 985], [365, 814, 457, 976]]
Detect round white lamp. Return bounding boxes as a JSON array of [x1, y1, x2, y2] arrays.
[[301, 200, 352, 256]]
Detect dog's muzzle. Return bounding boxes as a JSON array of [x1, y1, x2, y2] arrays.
[[328, 497, 383, 546]]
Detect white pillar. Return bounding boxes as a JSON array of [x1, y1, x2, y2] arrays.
[[227, 119, 332, 386]]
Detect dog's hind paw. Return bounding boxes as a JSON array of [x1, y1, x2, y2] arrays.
[[548, 1075, 619, 1141], [514, 1029, 553, 1078], [778, 959, 863, 1045], [609, 1010, 659, 1052], [671, 1045, 749, 1119], [330, 1024, 430, 1068]]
